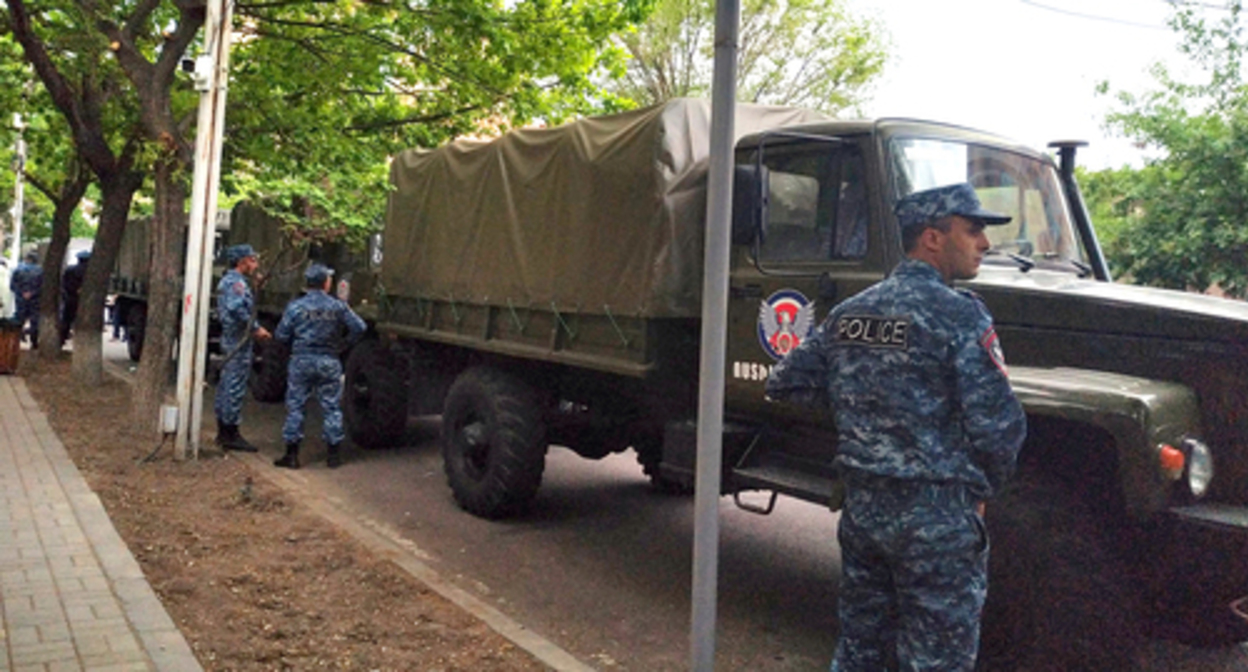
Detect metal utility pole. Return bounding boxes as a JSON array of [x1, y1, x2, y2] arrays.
[[9, 113, 27, 268], [174, 0, 234, 460], [691, 0, 740, 666]]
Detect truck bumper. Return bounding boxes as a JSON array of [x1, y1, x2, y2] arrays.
[[1147, 504, 1248, 645]]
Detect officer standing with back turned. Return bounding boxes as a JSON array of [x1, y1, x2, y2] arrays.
[[215, 244, 271, 452], [10, 251, 43, 347], [766, 182, 1027, 671], [272, 263, 366, 470]]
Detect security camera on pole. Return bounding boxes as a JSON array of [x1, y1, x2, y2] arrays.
[[173, 0, 234, 460]]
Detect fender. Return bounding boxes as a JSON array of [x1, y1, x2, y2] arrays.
[[1008, 365, 1202, 518]]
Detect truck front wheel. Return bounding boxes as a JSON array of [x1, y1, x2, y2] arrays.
[[442, 367, 547, 518], [978, 479, 1143, 670], [344, 339, 410, 448]]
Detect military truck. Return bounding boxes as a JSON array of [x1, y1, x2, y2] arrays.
[[344, 99, 1248, 657], [227, 202, 369, 402], [110, 215, 229, 361]]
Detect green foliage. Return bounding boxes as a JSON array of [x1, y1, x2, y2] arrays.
[[1101, 1, 1248, 297], [223, 0, 642, 242], [609, 0, 888, 114]]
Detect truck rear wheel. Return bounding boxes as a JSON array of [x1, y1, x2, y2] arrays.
[[344, 339, 410, 448], [125, 305, 146, 362], [442, 367, 547, 518], [978, 479, 1143, 671], [249, 333, 290, 402]]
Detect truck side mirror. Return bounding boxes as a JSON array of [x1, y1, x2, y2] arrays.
[[732, 164, 769, 246]]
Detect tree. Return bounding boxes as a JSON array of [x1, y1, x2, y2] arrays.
[[4, 0, 644, 432], [1101, 1, 1248, 297], [610, 0, 887, 114]]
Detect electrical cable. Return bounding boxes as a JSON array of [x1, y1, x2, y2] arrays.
[[1018, 0, 1172, 29]]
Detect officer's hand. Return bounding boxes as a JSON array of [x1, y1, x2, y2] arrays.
[[977, 502, 986, 518], [254, 326, 272, 341]]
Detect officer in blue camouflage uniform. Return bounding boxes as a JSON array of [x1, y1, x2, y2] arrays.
[[272, 263, 366, 469], [766, 183, 1028, 671], [10, 251, 43, 347], [214, 244, 271, 452]]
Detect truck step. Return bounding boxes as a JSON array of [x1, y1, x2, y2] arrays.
[[731, 462, 838, 506]]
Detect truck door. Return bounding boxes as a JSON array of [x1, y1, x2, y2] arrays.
[[725, 136, 888, 420]]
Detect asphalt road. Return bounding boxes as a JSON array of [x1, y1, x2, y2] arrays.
[[100, 340, 1248, 671]]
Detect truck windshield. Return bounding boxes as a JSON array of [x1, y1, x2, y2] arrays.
[[888, 137, 1088, 271]]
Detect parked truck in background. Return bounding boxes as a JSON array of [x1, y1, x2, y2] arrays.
[[342, 99, 1248, 664], [109, 213, 230, 362]]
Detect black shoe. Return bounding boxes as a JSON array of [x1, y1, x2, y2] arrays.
[[218, 424, 259, 453], [326, 444, 342, 469], [274, 443, 300, 469]]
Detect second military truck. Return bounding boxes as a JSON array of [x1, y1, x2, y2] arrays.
[[344, 98, 1248, 661]]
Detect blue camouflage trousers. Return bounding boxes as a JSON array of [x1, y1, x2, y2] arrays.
[[15, 298, 39, 343], [832, 478, 988, 672], [282, 354, 345, 446], [214, 336, 253, 426]]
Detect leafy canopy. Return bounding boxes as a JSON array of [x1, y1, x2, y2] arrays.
[[1098, 0, 1248, 297], [609, 0, 888, 114]]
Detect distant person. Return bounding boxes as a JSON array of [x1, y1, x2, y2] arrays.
[[10, 251, 43, 347], [106, 294, 124, 342], [214, 244, 271, 452], [60, 249, 90, 344], [766, 183, 1027, 671], [272, 264, 366, 470]]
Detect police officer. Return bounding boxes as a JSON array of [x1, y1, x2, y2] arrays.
[[272, 263, 366, 469], [10, 251, 43, 346], [60, 249, 90, 343], [214, 244, 271, 452], [766, 182, 1027, 671]]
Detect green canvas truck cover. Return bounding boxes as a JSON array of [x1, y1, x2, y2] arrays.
[[384, 98, 828, 319]]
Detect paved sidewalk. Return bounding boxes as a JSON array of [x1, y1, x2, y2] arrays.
[[0, 375, 201, 672]]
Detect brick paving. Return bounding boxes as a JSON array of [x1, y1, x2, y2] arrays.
[[0, 376, 201, 672]]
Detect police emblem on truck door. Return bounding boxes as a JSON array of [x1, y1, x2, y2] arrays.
[[758, 289, 815, 360]]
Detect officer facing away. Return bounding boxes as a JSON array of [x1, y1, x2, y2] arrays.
[[10, 251, 43, 347], [60, 249, 90, 344], [272, 263, 366, 470], [765, 182, 1027, 671], [214, 244, 271, 452]]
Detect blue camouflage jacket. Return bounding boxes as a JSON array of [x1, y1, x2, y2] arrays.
[[216, 268, 256, 341], [765, 259, 1027, 499], [274, 289, 367, 357], [10, 261, 43, 297]]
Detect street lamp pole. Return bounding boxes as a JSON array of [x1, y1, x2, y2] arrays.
[[174, 0, 234, 459]]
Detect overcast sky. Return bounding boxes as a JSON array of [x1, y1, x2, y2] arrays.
[[846, 0, 1200, 170]]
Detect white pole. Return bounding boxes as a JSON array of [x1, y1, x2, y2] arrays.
[[691, 0, 739, 667], [9, 115, 26, 268], [175, 0, 234, 460]]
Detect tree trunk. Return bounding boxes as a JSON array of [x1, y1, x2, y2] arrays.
[[131, 159, 186, 432], [37, 226, 68, 357], [72, 174, 140, 384], [32, 164, 91, 361]]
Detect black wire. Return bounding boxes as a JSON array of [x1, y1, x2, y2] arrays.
[[138, 433, 170, 464]]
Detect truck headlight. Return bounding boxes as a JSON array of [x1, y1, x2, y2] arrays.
[[1183, 437, 1213, 498]]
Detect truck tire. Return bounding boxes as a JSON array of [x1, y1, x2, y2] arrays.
[[249, 335, 289, 403], [442, 367, 547, 518], [978, 479, 1143, 671], [344, 339, 409, 448], [125, 305, 146, 362]]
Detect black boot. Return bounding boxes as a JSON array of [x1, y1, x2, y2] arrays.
[[326, 443, 342, 469], [218, 423, 258, 453], [274, 442, 300, 469]]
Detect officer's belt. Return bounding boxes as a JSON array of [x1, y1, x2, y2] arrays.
[[844, 473, 978, 508], [291, 347, 337, 357]]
